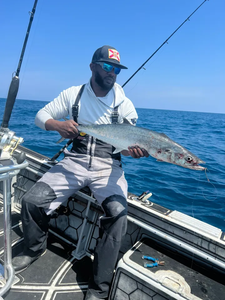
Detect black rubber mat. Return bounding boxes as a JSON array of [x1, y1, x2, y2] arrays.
[[1, 230, 91, 300]]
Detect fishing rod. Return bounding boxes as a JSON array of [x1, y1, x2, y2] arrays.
[[49, 0, 208, 162], [122, 0, 208, 88], [1, 0, 39, 129]]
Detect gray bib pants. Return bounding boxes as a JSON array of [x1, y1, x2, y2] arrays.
[[21, 149, 128, 298]]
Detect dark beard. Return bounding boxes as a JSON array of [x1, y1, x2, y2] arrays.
[[94, 70, 115, 91]]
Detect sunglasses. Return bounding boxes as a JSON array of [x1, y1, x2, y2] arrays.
[[95, 62, 121, 75]]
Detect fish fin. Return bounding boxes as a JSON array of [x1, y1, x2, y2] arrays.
[[159, 133, 169, 138], [113, 148, 124, 154], [156, 159, 163, 162], [123, 118, 131, 124]]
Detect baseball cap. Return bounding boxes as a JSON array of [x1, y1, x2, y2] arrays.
[[91, 45, 128, 69]]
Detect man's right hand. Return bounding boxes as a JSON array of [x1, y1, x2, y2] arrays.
[[45, 119, 79, 139]]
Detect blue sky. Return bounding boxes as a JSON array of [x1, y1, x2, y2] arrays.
[[1, 0, 224, 113]]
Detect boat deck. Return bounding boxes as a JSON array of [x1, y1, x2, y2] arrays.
[[1, 201, 225, 300], [0, 146, 225, 299], [0, 203, 92, 300]]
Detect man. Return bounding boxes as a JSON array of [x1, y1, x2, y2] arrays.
[[12, 45, 149, 300]]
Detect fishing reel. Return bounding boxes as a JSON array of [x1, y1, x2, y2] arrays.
[[0, 127, 24, 161]]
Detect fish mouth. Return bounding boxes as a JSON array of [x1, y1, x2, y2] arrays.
[[185, 161, 206, 171], [186, 165, 206, 171]]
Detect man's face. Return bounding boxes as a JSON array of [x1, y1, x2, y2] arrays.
[[92, 63, 117, 91]]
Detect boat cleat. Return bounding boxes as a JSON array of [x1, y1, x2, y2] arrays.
[[131, 190, 153, 205]]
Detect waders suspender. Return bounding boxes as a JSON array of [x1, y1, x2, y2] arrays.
[[72, 84, 85, 123], [49, 85, 86, 161], [72, 85, 119, 124]]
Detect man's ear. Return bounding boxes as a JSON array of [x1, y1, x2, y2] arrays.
[[90, 63, 95, 71]]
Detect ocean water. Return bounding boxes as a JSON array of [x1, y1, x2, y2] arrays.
[[1, 98, 225, 231]]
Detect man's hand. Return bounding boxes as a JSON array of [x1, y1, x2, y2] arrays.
[[57, 120, 79, 139], [45, 119, 79, 139], [121, 146, 149, 159]]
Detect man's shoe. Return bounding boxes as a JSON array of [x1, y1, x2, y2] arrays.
[[12, 250, 46, 274], [84, 289, 106, 300]]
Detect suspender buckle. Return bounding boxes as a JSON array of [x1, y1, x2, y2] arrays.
[[111, 111, 119, 123], [111, 104, 119, 124]]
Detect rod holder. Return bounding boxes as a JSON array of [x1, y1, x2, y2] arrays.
[[0, 159, 28, 297]]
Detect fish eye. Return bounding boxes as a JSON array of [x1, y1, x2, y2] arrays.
[[185, 156, 193, 162]]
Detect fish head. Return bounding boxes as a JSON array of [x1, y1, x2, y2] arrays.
[[173, 151, 206, 170], [155, 148, 206, 171]]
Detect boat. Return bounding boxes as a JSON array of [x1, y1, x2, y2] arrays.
[[0, 1, 224, 299], [0, 138, 225, 300]]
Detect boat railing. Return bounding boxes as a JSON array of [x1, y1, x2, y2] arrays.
[[0, 158, 28, 298]]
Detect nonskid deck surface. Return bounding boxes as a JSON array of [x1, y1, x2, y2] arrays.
[[0, 206, 92, 300]]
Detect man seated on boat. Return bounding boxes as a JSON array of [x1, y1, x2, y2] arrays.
[[12, 45, 149, 300]]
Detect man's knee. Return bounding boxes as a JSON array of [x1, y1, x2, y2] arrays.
[[102, 195, 127, 218], [21, 185, 51, 231], [22, 181, 56, 209], [101, 195, 127, 239]]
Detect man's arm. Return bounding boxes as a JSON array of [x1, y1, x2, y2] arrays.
[[35, 86, 81, 131]]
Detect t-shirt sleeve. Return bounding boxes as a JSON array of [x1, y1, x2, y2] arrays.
[[34, 87, 79, 130]]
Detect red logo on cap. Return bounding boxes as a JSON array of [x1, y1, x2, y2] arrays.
[[108, 49, 120, 62]]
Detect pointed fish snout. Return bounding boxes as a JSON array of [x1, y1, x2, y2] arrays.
[[199, 159, 205, 164]]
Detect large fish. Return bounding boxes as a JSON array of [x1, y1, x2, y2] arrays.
[[77, 123, 205, 171]]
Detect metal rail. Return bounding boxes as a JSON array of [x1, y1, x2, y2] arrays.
[[0, 160, 28, 298]]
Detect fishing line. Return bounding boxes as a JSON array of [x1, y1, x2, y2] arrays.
[[202, 168, 218, 201], [190, 168, 218, 230], [19, 1, 43, 93], [204, 168, 210, 182], [187, 169, 219, 272], [120, 0, 211, 228], [15, 0, 39, 78], [50, 0, 209, 161], [122, 0, 208, 88]]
